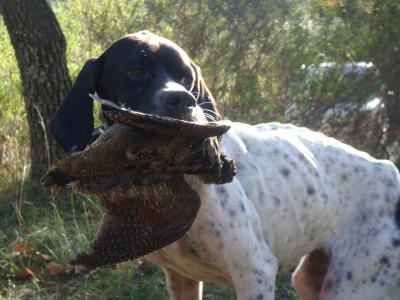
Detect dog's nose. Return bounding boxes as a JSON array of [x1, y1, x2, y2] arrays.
[[164, 91, 196, 112]]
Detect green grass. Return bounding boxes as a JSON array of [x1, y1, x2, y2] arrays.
[[0, 180, 297, 299]]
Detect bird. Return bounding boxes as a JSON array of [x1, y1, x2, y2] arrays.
[[43, 96, 235, 268]]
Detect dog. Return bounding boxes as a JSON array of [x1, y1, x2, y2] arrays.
[[50, 31, 400, 300]]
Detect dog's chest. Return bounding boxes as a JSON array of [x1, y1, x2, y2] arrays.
[[214, 125, 340, 266], [148, 236, 232, 283]]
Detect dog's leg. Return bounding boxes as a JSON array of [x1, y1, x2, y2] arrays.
[[318, 216, 400, 300], [163, 267, 203, 300], [229, 256, 278, 300], [223, 239, 278, 300], [202, 181, 279, 300]]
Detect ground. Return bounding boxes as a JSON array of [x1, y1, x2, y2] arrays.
[[0, 181, 297, 299]]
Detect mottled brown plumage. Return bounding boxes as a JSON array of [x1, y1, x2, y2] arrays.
[[71, 174, 201, 268], [43, 124, 234, 186], [43, 102, 235, 268]]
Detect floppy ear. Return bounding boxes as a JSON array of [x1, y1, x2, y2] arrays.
[[191, 62, 221, 121], [49, 59, 101, 153]]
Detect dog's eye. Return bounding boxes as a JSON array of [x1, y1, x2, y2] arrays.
[[126, 67, 146, 79], [180, 75, 193, 87]]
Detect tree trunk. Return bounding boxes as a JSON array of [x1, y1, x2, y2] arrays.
[[384, 94, 400, 164], [375, 53, 400, 166], [0, 0, 71, 180]]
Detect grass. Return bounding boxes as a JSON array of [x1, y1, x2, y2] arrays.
[[0, 179, 298, 299]]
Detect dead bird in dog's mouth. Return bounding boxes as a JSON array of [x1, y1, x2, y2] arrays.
[[43, 97, 236, 268]]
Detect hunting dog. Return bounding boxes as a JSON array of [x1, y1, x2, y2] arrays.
[[50, 31, 400, 300]]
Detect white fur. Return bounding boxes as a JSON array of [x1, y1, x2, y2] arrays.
[[148, 121, 400, 300]]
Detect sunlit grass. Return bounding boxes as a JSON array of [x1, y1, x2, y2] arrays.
[[0, 182, 167, 299]]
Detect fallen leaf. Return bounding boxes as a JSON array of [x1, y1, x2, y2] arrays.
[[32, 251, 52, 262], [13, 243, 30, 253], [47, 261, 64, 276], [64, 264, 74, 275], [18, 267, 37, 279], [74, 264, 88, 274], [99, 291, 113, 300], [19, 288, 34, 297], [63, 264, 88, 275]]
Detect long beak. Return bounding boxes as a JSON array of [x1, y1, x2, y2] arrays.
[[90, 94, 230, 138]]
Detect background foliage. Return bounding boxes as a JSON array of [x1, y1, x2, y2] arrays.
[[0, 0, 399, 299]]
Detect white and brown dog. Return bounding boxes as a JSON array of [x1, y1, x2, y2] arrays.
[[50, 31, 400, 300]]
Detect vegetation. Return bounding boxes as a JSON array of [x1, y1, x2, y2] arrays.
[[1, 0, 70, 180], [0, 0, 399, 299]]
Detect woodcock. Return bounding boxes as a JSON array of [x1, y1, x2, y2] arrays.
[[43, 96, 236, 268]]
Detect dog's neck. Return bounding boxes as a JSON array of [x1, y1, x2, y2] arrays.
[[184, 174, 205, 191], [183, 174, 212, 202]]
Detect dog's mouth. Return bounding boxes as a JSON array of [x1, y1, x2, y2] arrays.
[[185, 105, 209, 123], [96, 94, 209, 125], [90, 94, 229, 138]]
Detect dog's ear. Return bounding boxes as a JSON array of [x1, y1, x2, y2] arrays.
[[49, 58, 102, 153], [191, 61, 221, 121]]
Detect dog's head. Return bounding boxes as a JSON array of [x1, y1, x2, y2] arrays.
[[50, 31, 220, 153]]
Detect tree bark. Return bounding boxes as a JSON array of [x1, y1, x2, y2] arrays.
[[379, 55, 400, 165], [0, 0, 71, 179], [383, 94, 400, 165]]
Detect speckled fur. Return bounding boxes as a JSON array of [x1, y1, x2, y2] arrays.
[[148, 121, 400, 300]]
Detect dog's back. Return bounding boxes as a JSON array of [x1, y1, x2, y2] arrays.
[[217, 122, 400, 299]]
